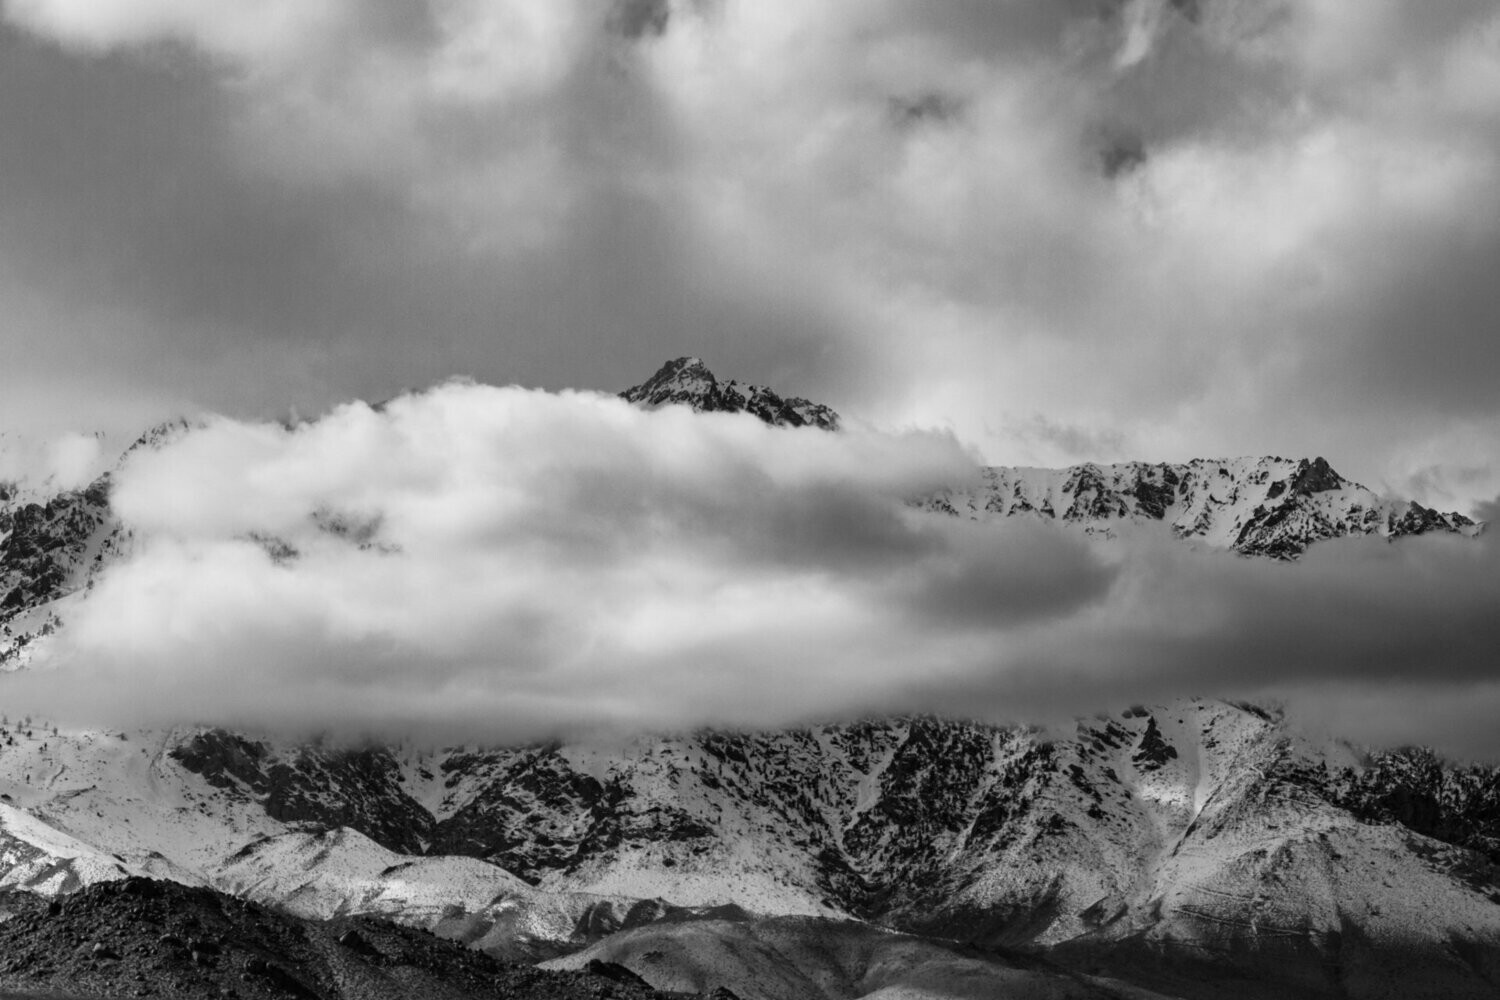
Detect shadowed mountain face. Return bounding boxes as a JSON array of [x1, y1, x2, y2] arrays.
[[0, 360, 1495, 999]]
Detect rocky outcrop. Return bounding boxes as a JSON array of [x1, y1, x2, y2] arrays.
[[620, 357, 840, 430]]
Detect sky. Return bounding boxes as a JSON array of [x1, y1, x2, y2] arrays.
[[0, 0, 1497, 514], [2, 1, 1500, 752]]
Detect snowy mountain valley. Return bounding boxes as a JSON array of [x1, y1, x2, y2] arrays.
[[0, 359, 1496, 1000]]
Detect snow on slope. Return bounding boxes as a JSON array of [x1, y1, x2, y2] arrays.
[[0, 700, 1497, 994], [0, 722, 686, 957], [0, 803, 131, 894], [924, 457, 1478, 557]]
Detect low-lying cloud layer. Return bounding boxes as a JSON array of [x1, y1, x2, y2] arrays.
[[7, 385, 1107, 738], [6, 386, 1498, 754]]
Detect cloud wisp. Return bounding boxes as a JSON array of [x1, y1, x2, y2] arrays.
[[2, 384, 1496, 754]]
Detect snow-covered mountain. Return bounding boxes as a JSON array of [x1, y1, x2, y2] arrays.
[[0, 359, 1496, 999], [926, 457, 1478, 558], [2, 702, 1498, 997]]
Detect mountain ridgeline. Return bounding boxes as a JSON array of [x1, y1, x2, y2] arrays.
[[0, 359, 1496, 1000], [620, 356, 842, 430]]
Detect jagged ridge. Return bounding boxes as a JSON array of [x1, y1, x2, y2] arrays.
[[925, 456, 1477, 557], [620, 357, 841, 430]]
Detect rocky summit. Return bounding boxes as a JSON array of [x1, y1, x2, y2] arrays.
[[619, 357, 841, 430]]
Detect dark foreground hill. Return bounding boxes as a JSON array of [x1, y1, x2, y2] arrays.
[[0, 877, 704, 1000]]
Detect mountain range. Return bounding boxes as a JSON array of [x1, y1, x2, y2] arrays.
[[0, 359, 1495, 1000]]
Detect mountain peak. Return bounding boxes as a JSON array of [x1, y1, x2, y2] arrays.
[[621, 357, 840, 430]]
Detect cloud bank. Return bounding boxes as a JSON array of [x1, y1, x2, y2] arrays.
[[7, 385, 1113, 738], [4, 385, 1497, 755]]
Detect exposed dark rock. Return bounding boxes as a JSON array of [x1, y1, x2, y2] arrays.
[[1131, 716, 1178, 771], [0, 878, 695, 1000], [335, 928, 378, 957], [1311, 747, 1500, 869], [620, 357, 840, 430], [171, 733, 434, 854], [0, 474, 113, 641], [1288, 457, 1344, 495], [585, 958, 654, 989]]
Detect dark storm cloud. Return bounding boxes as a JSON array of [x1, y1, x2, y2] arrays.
[[1045, 531, 1500, 689], [897, 518, 1117, 631], [903, 523, 1500, 754], [1311, 227, 1500, 417]]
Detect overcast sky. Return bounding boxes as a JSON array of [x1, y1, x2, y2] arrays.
[[3, 1, 1500, 752], [1, 0, 1497, 514]]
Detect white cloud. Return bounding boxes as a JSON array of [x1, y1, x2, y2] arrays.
[[2, 0, 351, 62], [7, 384, 1121, 738], [0, 431, 107, 493]]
